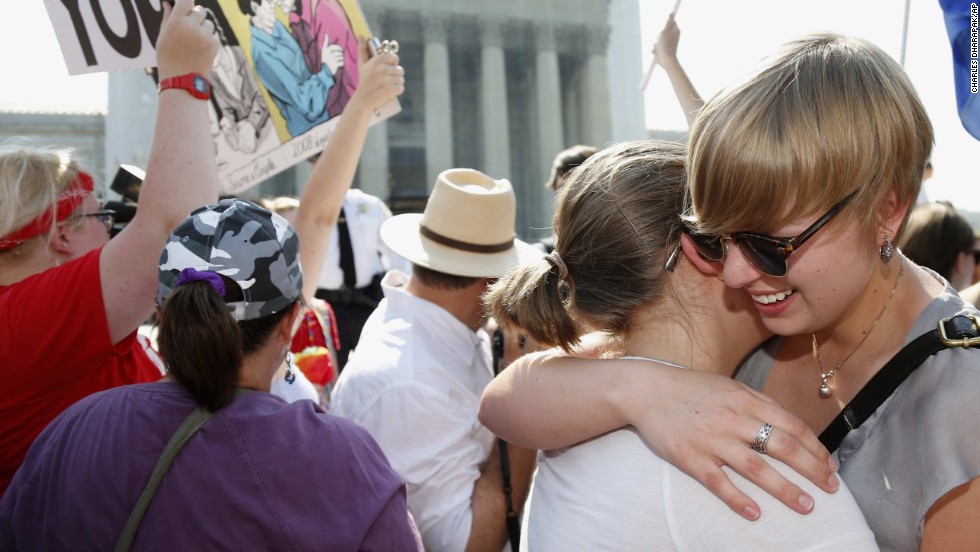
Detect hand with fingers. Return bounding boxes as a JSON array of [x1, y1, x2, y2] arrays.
[[321, 35, 346, 76], [623, 368, 840, 520], [345, 44, 405, 117], [155, 0, 220, 81], [236, 121, 258, 153], [646, 11, 702, 126], [651, 13, 681, 70]]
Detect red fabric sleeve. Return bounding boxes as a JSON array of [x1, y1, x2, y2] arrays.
[[0, 248, 162, 495]]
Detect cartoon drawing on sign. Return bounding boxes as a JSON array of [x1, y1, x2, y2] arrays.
[[194, 0, 278, 175], [237, 0, 344, 138], [286, 0, 359, 119], [43, 0, 399, 197], [211, 17, 271, 155]]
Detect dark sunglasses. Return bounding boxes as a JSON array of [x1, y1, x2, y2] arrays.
[[684, 191, 857, 277], [82, 209, 116, 232]]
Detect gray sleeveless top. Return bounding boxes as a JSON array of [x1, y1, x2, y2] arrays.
[[736, 275, 980, 552]]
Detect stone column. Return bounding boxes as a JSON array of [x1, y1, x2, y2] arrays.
[[533, 23, 564, 235], [423, 12, 453, 191], [358, 8, 390, 200], [479, 17, 510, 181], [105, 71, 157, 189], [582, 25, 612, 147]]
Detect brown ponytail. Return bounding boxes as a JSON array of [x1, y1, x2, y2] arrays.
[[486, 256, 579, 351], [158, 280, 243, 411], [486, 140, 687, 352], [157, 276, 293, 411]]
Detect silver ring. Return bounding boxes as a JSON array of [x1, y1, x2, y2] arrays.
[[751, 423, 773, 455], [379, 39, 399, 54]]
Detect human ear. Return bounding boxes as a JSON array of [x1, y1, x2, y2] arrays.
[[281, 301, 304, 342], [49, 224, 74, 256], [881, 188, 913, 239]]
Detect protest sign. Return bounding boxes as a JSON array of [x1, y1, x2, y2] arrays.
[[43, 0, 400, 194]]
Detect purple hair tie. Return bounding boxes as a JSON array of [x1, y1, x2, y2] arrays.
[[175, 268, 226, 298]]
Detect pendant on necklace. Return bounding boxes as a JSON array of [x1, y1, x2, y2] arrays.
[[819, 372, 833, 398]]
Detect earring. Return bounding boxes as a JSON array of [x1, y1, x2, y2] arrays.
[[880, 235, 894, 265], [284, 351, 297, 384]]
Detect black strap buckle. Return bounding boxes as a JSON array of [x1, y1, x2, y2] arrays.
[[938, 315, 980, 348]]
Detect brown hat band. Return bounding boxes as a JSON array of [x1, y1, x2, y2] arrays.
[[419, 223, 514, 254]]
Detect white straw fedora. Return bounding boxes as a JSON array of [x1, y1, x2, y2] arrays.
[[380, 168, 542, 278]]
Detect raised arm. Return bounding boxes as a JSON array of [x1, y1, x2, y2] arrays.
[[652, 13, 703, 127], [296, 47, 405, 301], [101, 0, 220, 343], [479, 351, 841, 520]]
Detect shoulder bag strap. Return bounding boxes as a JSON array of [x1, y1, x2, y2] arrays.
[[819, 315, 980, 453], [491, 329, 521, 550], [114, 406, 213, 552], [113, 389, 251, 551]]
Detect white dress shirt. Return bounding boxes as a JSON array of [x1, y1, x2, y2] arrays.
[[331, 271, 495, 551]]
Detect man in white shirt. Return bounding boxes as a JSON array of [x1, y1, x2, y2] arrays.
[[314, 188, 410, 368], [331, 169, 541, 551]]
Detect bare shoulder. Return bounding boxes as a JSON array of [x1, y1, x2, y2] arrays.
[[960, 281, 980, 308]]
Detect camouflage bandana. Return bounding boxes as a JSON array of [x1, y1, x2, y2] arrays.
[[157, 198, 304, 321]]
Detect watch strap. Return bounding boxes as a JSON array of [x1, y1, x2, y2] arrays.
[[158, 73, 211, 100]]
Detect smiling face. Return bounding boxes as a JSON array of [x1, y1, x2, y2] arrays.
[[687, 34, 930, 338], [714, 205, 879, 338]]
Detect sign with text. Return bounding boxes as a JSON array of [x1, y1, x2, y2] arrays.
[[44, 0, 163, 74], [43, 0, 400, 195]]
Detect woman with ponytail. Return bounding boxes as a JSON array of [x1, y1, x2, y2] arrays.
[[0, 199, 422, 551], [483, 141, 877, 550]]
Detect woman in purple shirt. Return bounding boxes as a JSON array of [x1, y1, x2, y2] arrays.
[[0, 199, 421, 551]]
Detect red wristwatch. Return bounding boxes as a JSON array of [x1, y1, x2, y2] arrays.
[[158, 73, 211, 100]]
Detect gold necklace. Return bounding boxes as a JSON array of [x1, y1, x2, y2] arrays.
[[811, 257, 904, 398]]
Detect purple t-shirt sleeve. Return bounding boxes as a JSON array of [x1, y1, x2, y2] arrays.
[[360, 495, 424, 551]]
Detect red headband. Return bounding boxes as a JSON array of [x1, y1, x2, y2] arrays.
[[0, 171, 94, 252]]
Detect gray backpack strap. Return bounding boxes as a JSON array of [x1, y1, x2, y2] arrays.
[[113, 407, 213, 552]]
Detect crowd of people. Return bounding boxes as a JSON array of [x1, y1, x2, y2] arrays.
[[2, 3, 980, 551]]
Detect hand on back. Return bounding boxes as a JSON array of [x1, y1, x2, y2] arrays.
[[626, 368, 840, 520]]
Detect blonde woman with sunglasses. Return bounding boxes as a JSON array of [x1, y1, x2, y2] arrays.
[[480, 34, 980, 551]]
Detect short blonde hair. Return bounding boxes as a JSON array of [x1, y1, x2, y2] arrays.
[[688, 33, 933, 238], [0, 143, 85, 254]]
